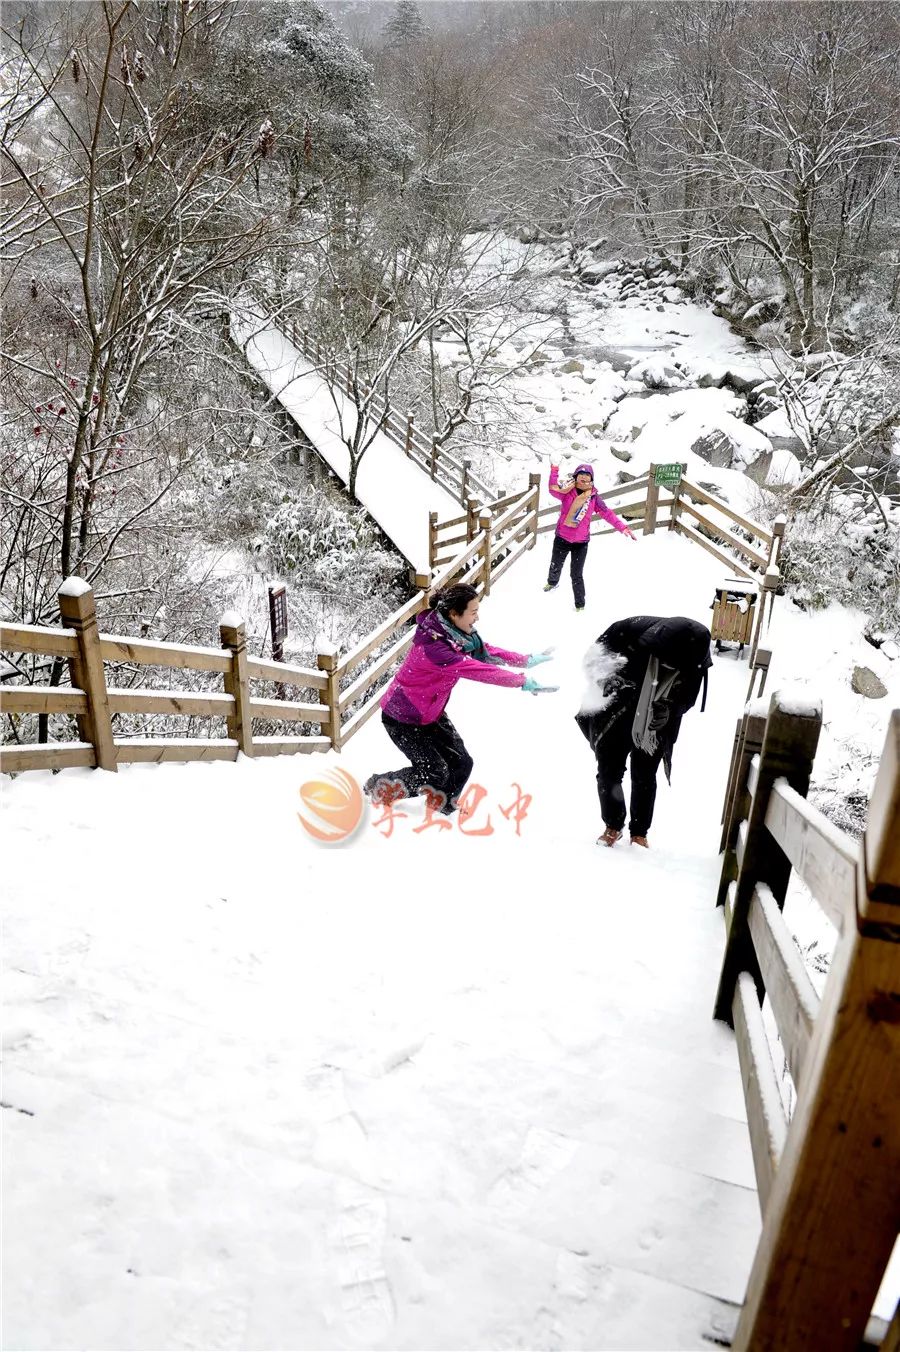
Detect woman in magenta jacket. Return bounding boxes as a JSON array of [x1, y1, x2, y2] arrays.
[[545, 463, 635, 610], [364, 583, 556, 815]]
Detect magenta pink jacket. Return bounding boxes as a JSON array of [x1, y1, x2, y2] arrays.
[[549, 465, 630, 543], [381, 610, 528, 726]]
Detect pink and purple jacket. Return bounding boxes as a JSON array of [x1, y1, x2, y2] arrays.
[[549, 464, 629, 543], [380, 610, 528, 726]]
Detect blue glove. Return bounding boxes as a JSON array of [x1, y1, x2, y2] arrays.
[[526, 647, 555, 668], [523, 676, 559, 694]]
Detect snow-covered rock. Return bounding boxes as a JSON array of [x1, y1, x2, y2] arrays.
[[580, 260, 620, 284]]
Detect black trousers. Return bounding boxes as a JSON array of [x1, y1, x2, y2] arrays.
[[594, 715, 665, 837], [547, 535, 589, 606], [379, 713, 474, 807]]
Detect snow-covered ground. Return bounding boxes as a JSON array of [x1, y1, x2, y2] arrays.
[[3, 530, 897, 1350]]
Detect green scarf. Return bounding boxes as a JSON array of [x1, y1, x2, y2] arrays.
[[437, 612, 497, 663]]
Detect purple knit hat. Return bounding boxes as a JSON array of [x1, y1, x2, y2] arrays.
[[573, 464, 594, 479]]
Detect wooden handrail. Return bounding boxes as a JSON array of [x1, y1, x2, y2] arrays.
[[679, 477, 773, 546], [713, 699, 900, 1351], [337, 589, 426, 679], [675, 519, 754, 580], [99, 634, 232, 673], [677, 500, 769, 569], [0, 622, 78, 658], [764, 778, 856, 933]]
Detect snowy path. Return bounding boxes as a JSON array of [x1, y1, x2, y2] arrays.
[[230, 308, 460, 573], [2, 532, 771, 1350]]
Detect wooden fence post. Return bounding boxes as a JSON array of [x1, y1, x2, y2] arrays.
[[745, 647, 772, 704], [750, 565, 780, 667], [668, 462, 687, 531], [480, 508, 493, 596], [409, 571, 431, 609], [430, 438, 438, 481], [713, 691, 822, 1021], [466, 497, 479, 544], [643, 464, 659, 535], [767, 514, 787, 571], [428, 511, 438, 571], [733, 711, 900, 1352], [718, 706, 767, 847], [461, 457, 470, 507], [528, 472, 541, 549], [405, 412, 414, 457], [219, 612, 254, 756], [58, 577, 116, 772], [316, 641, 341, 751]]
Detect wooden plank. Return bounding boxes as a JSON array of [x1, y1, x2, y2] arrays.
[[114, 738, 238, 764], [106, 688, 235, 717], [736, 818, 749, 871], [491, 534, 533, 585], [252, 735, 332, 756], [0, 622, 78, 658], [748, 882, 821, 1091], [430, 530, 486, 592], [678, 499, 769, 569], [596, 474, 650, 501], [339, 630, 413, 712], [100, 634, 232, 673], [680, 477, 773, 546], [248, 698, 329, 724], [0, 741, 96, 773], [715, 693, 822, 1022], [340, 684, 387, 745], [864, 709, 900, 900], [733, 827, 900, 1349], [245, 657, 327, 689], [337, 590, 425, 677], [675, 519, 754, 580], [491, 492, 532, 537], [765, 779, 856, 932], [732, 970, 789, 1215], [747, 753, 761, 798], [724, 880, 738, 937], [0, 685, 88, 715]]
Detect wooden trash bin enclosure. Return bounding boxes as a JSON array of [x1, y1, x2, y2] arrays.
[[711, 577, 758, 655]]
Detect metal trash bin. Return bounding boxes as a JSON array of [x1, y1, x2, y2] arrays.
[[710, 577, 758, 656]]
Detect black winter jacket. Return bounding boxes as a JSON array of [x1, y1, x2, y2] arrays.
[[575, 615, 712, 782]]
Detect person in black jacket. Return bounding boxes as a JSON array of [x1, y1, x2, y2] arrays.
[[575, 616, 712, 848]]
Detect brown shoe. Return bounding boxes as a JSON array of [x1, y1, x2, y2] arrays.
[[598, 827, 623, 847], [630, 835, 649, 848]]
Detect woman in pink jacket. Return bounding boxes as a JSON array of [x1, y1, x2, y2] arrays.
[[364, 583, 557, 815], [545, 463, 635, 610]]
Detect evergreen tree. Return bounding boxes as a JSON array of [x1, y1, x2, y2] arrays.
[[383, 0, 426, 52]]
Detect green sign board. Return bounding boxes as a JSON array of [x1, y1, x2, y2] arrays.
[[654, 462, 683, 487]]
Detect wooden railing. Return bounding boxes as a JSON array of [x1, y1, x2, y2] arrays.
[[714, 693, 899, 1350], [0, 482, 540, 775], [1, 469, 783, 776], [245, 296, 494, 509]]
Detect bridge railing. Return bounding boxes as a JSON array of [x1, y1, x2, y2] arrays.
[[713, 692, 899, 1350], [278, 315, 494, 508]]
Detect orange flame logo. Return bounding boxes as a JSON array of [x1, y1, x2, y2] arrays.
[[297, 767, 364, 844]]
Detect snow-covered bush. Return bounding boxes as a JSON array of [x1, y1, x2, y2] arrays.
[[778, 494, 900, 635], [263, 492, 397, 591]]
